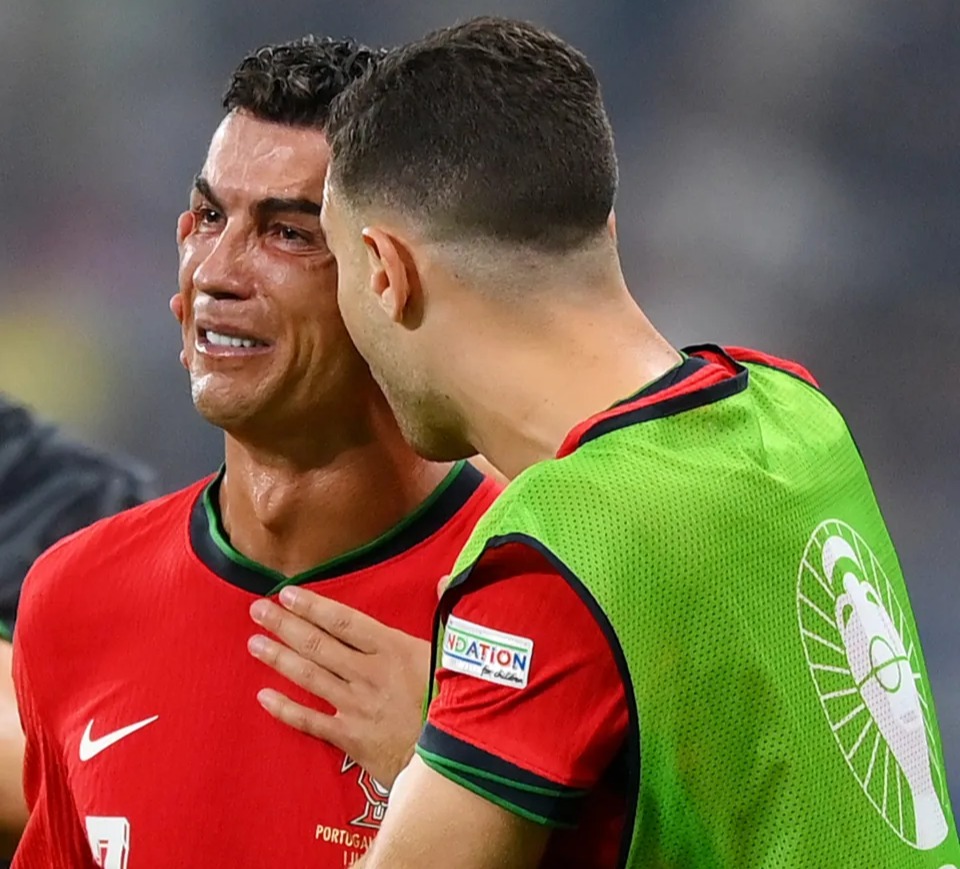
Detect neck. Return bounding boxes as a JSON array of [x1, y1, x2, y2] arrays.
[[449, 286, 679, 479], [218, 402, 451, 577]]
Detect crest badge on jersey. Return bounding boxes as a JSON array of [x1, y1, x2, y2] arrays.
[[442, 614, 534, 689], [797, 519, 952, 850], [341, 756, 390, 829]]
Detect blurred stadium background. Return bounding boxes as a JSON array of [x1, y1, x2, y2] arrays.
[[1, 0, 957, 804]]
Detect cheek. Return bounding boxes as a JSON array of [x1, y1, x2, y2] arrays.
[[334, 269, 363, 333], [177, 238, 204, 294], [177, 227, 210, 289], [333, 298, 366, 358]]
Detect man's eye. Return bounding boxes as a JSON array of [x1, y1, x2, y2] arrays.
[[279, 226, 306, 242], [274, 225, 315, 248], [196, 208, 221, 225]]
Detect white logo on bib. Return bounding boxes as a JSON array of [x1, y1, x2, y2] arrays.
[[797, 519, 950, 850]]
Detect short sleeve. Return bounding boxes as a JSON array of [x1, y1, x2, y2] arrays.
[[417, 541, 628, 827]]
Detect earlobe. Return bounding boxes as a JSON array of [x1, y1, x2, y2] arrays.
[[607, 210, 617, 243]]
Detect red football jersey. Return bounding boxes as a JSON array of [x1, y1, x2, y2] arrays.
[[13, 461, 499, 869]]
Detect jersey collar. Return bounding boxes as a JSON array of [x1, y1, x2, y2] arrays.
[[557, 344, 749, 458], [190, 460, 484, 596]]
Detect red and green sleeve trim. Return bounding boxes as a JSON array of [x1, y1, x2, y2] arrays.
[[416, 722, 588, 828]]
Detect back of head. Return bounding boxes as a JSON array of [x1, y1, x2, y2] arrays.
[[224, 35, 387, 128], [326, 17, 618, 252]]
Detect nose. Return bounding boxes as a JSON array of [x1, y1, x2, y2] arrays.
[[192, 222, 254, 301]]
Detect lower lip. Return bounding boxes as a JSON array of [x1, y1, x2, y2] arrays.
[[195, 337, 273, 358]]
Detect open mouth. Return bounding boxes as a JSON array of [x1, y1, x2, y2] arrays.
[[201, 329, 268, 349], [197, 327, 271, 354]]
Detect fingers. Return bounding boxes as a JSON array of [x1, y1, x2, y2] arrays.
[[248, 634, 348, 709], [250, 598, 363, 680], [276, 587, 384, 654], [256, 688, 347, 748]]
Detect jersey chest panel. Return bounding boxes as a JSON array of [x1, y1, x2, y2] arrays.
[[58, 551, 443, 869]]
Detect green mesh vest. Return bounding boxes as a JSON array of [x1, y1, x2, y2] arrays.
[[431, 347, 960, 869]]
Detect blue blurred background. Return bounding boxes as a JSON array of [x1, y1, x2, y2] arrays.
[[1, 0, 957, 804]]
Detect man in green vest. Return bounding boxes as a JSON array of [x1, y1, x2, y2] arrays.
[[265, 15, 960, 868]]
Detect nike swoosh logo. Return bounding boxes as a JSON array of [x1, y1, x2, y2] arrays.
[[79, 715, 159, 762]]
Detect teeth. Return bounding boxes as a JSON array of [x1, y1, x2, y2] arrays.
[[206, 330, 263, 348]]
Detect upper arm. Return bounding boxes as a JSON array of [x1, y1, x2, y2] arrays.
[[14, 562, 71, 816], [0, 639, 27, 852], [421, 543, 628, 822], [367, 543, 628, 867], [363, 755, 549, 869], [14, 607, 55, 830], [11, 568, 97, 868]]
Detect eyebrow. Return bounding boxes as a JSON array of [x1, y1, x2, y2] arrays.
[[193, 175, 225, 213], [192, 174, 321, 220], [256, 197, 323, 219]]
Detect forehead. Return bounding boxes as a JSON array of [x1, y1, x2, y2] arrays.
[[202, 111, 330, 203]]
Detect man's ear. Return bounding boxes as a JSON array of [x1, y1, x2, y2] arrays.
[[177, 211, 195, 246], [607, 209, 617, 243], [361, 227, 418, 324], [169, 293, 185, 325]]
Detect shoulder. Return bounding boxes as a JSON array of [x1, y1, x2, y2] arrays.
[[723, 346, 819, 388], [0, 400, 165, 623], [509, 456, 598, 498], [468, 456, 604, 533], [450, 457, 603, 582], [0, 399, 159, 574], [18, 479, 208, 623]]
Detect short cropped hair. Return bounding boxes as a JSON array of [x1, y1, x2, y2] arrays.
[[326, 17, 618, 251], [224, 35, 386, 128]]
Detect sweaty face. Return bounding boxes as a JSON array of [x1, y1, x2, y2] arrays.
[[176, 112, 365, 434], [321, 180, 469, 461]]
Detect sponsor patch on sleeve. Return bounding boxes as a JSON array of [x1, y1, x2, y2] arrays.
[[441, 615, 534, 690]]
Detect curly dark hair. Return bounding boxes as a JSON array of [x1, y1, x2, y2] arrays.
[[224, 35, 386, 128], [326, 17, 618, 251]]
